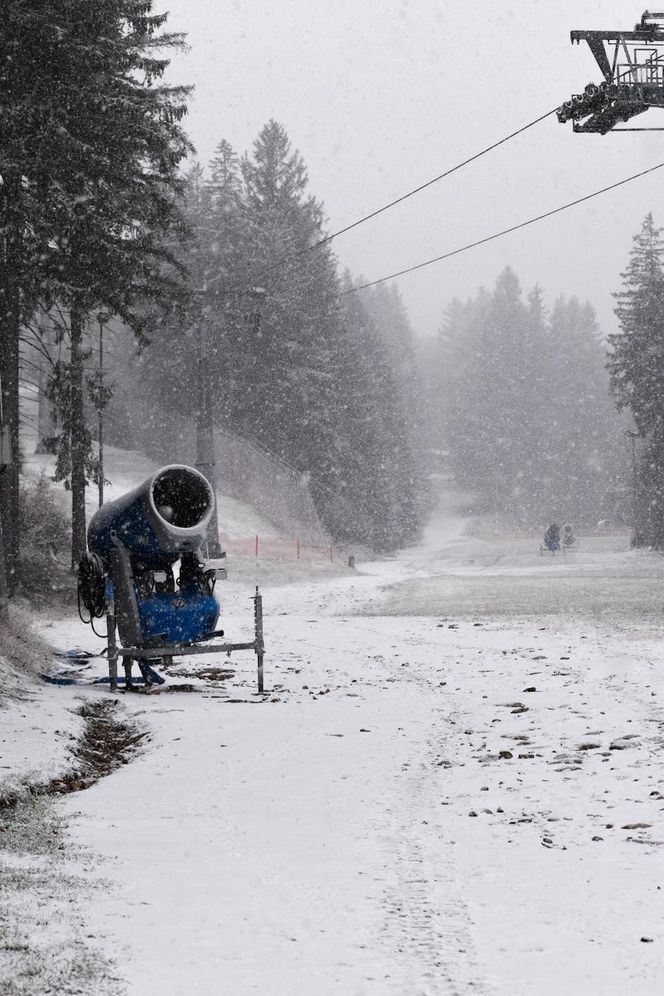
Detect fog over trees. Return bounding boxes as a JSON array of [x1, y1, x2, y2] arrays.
[[105, 121, 429, 552], [422, 267, 628, 528]]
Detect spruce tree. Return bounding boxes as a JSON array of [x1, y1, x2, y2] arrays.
[[239, 122, 343, 480], [609, 214, 664, 435], [1, 0, 192, 572], [112, 124, 430, 551], [609, 213, 664, 544], [431, 269, 622, 526]]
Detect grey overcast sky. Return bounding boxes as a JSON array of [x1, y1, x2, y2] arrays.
[[163, 1, 664, 337]]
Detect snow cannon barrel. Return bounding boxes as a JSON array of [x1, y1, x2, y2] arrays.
[[88, 465, 214, 569]]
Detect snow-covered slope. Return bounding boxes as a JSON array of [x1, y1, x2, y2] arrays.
[[3, 490, 664, 995]]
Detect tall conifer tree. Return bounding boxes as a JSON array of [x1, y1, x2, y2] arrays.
[[1, 0, 192, 573], [609, 213, 664, 544]]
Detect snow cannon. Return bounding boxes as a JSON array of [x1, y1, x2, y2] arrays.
[[80, 465, 220, 652]]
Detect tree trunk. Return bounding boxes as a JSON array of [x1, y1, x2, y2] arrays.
[[36, 312, 58, 454], [0, 506, 9, 618], [70, 303, 87, 571], [0, 173, 22, 594]]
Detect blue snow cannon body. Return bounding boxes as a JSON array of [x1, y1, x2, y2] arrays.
[[87, 465, 220, 648]]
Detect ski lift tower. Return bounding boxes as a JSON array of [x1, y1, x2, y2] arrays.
[[557, 11, 664, 133]]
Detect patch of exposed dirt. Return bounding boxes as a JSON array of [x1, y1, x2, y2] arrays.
[[0, 699, 148, 811], [0, 699, 136, 994], [160, 663, 235, 682]]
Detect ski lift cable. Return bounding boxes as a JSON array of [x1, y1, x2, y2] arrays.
[[340, 160, 664, 295], [297, 108, 559, 253], [227, 107, 559, 289]]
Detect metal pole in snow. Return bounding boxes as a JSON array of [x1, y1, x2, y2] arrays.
[[255, 534, 259, 557], [625, 429, 640, 544], [254, 586, 265, 694]]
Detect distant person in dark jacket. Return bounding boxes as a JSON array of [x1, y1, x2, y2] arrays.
[[543, 523, 561, 552]]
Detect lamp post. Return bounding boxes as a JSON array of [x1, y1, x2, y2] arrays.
[[97, 315, 105, 508]]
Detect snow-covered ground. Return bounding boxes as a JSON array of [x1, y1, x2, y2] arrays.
[[3, 487, 664, 994]]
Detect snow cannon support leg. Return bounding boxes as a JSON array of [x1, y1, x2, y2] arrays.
[[106, 580, 119, 692], [136, 658, 154, 687], [123, 656, 134, 689]]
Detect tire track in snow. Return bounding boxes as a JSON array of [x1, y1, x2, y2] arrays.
[[373, 646, 489, 995]]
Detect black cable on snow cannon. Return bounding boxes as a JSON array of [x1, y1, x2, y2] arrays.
[[77, 552, 106, 622]]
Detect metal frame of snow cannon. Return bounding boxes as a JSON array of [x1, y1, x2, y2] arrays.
[[104, 583, 265, 694], [82, 465, 266, 693]]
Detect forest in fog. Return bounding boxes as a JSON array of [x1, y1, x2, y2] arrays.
[[422, 267, 629, 528], [100, 121, 430, 552]]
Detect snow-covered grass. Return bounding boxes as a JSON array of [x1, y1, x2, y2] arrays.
[[20, 401, 285, 546], [0, 797, 125, 996]]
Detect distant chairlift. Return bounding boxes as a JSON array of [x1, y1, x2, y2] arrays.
[[557, 10, 664, 133], [540, 523, 579, 555], [540, 523, 561, 555], [561, 523, 579, 552]]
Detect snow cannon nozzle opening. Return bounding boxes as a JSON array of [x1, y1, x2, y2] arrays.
[[151, 466, 212, 529]]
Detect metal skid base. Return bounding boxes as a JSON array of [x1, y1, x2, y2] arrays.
[[105, 587, 265, 694]]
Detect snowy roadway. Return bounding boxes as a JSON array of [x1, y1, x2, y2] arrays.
[[8, 503, 664, 994]]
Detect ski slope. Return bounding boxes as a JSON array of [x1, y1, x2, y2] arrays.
[[3, 492, 664, 994]]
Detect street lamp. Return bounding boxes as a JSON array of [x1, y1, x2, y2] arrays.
[[96, 313, 107, 508]]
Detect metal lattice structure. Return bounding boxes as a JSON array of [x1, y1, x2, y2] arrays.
[[557, 11, 664, 133]]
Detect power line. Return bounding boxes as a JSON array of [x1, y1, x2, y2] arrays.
[[341, 160, 664, 295], [235, 107, 559, 287]]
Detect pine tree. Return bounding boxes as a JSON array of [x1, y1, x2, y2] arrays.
[[609, 213, 664, 544], [435, 289, 492, 497], [546, 297, 620, 522], [1, 0, 192, 573], [429, 269, 623, 526], [112, 123, 430, 551], [239, 122, 343, 480], [203, 142, 256, 426], [609, 214, 664, 434]]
